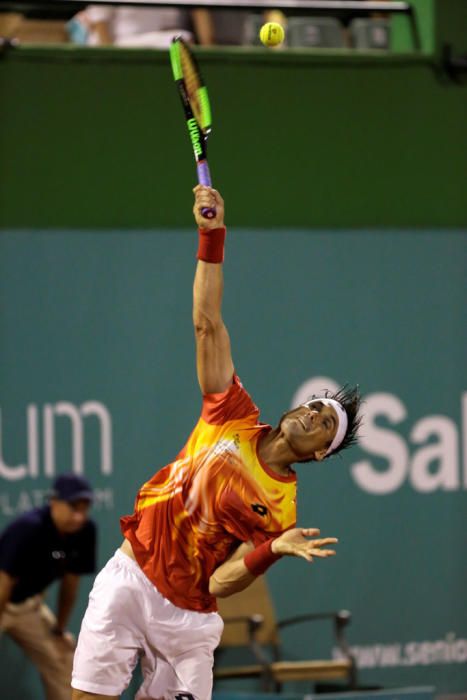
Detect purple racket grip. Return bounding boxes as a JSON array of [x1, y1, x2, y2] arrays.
[[197, 160, 216, 220]]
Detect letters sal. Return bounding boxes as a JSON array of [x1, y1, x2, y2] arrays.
[[351, 392, 466, 495]]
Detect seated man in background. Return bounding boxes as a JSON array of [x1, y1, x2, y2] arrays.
[[72, 4, 213, 48], [0, 474, 96, 700]]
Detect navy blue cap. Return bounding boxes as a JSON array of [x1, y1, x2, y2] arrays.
[[51, 474, 94, 503]]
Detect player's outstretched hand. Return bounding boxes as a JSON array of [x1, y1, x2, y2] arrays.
[[271, 528, 338, 562], [193, 185, 225, 229]]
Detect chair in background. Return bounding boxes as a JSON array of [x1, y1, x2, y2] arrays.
[[214, 576, 357, 692], [287, 17, 345, 49], [350, 18, 391, 50]]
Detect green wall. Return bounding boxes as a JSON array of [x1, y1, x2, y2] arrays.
[[0, 46, 466, 230]]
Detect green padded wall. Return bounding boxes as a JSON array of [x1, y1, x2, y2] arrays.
[[0, 46, 466, 230]]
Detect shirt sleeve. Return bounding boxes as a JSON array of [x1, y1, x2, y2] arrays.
[[201, 374, 260, 426], [0, 520, 37, 578], [66, 521, 97, 575]]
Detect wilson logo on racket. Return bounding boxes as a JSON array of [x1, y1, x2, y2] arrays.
[[187, 118, 202, 157]]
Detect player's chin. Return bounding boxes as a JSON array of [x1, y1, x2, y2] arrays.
[[280, 415, 303, 439]]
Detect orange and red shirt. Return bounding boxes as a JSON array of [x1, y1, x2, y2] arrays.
[[120, 375, 297, 612]]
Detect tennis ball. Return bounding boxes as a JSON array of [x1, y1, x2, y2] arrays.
[[259, 22, 285, 48]]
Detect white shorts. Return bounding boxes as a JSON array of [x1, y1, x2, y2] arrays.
[[72, 550, 224, 699]]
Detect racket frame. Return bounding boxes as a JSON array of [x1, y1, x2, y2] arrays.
[[170, 37, 215, 219]]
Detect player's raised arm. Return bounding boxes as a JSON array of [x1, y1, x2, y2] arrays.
[[192, 186, 234, 394]]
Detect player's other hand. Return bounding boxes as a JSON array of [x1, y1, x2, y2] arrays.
[[193, 185, 225, 229], [271, 528, 338, 562]]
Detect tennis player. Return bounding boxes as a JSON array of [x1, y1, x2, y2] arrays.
[[71, 186, 361, 700]]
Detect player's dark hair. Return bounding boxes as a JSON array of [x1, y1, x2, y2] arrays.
[[323, 384, 363, 458]]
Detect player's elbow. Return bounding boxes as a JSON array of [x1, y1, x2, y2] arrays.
[[193, 311, 219, 337]]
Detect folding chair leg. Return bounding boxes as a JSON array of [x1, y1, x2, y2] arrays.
[[260, 667, 276, 692]]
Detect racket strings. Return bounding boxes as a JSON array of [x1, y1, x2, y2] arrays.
[[180, 48, 204, 128]]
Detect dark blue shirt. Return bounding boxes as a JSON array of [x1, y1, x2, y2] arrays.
[[0, 506, 96, 603]]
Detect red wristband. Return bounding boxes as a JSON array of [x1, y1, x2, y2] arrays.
[[244, 538, 282, 577], [197, 226, 226, 263]]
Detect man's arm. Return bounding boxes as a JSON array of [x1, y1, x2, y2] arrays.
[[191, 8, 214, 45], [193, 186, 234, 394], [55, 572, 80, 634], [0, 570, 15, 617], [92, 20, 113, 45], [210, 528, 338, 598]]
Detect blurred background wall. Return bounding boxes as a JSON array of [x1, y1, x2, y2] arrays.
[[0, 44, 466, 229]]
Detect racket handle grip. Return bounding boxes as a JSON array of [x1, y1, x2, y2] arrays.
[[197, 160, 216, 220]]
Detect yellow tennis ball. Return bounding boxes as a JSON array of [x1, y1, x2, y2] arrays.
[[259, 22, 285, 47]]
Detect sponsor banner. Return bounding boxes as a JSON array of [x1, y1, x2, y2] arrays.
[[0, 400, 115, 519], [334, 635, 467, 669], [0, 487, 115, 517], [0, 401, 112, 481]]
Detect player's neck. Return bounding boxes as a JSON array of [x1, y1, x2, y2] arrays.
[[257, 429, 295, 476]]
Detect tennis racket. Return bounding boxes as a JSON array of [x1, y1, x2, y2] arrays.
[[170, 37, 216, 219]]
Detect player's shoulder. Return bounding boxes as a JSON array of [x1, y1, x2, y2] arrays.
[[232, 374, 260, 410], [201, 373, 260, 425]]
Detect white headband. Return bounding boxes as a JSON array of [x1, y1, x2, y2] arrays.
[[304, 398, 348, 456]]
